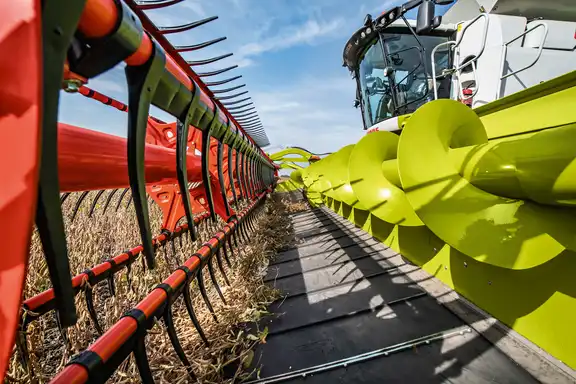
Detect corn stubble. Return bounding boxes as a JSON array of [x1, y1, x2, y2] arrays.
[[7, 191, 297, 383]]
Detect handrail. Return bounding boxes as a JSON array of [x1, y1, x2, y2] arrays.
[[453, 13, 490, 72], [497, 23, 549, 98], [431, 13, 490, 101]]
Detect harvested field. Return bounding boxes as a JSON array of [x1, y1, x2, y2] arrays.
[[7, 191, 295, 383]]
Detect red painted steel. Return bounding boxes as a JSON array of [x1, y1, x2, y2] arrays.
[[122, 0, 272, 161], [1, 0, 272, 380], [0, 1, 42, 378], [58, 123, 203, 191]]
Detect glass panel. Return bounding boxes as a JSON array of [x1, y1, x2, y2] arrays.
[[381, 33, 450, 113], [358, 41, 394, 127]]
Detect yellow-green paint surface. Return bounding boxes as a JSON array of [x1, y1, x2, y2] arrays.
[[291, 71, 576, 369]]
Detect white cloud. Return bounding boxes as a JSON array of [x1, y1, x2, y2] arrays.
[[181, 1, 207, 17], [252, 75, 364, 154], [237, 18, 345, 59]]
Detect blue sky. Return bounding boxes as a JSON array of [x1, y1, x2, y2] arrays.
[[60, 0, 451, 154]]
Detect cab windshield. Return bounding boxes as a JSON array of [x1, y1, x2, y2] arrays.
[[357, 31, 451, 127]]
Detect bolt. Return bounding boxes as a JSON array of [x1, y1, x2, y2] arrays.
[[488, 281, 492, 285], [63, 79, 83, 93], [463, 262, 468, 268]]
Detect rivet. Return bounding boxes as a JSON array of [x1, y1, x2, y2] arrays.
[[464, 262, 468, 267]]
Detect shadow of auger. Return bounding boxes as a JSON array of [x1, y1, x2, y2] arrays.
[[253, 204, 546, 383]]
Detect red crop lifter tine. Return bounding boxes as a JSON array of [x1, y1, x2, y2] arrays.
[[0, 1, 42, 377], [35, 0, 93, 331]]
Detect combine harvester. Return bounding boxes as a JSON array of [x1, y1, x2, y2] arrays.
[[272, 0, 576, 382], [3, 0, 576, 383], [344, 0, 576, 132]]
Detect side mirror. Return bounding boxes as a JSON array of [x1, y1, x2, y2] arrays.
[[416, 0, 435, 34]]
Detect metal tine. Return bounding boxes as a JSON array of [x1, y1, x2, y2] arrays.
[[163, 305, 198, 380], [135, 0, 184, 10], [221, 97, 251, 106], [236, 116, 260, 124], [197, 65, 238, 78], [84, 286, 104, 335], [176, 85, 201, 244], [231, 107, 256, 116], [102, 189, 119, 214], [60, 192, 71, 204], [232, 229, 239, 250], [207, 256, 227, 303], [88, 190, 106, 217], [170, 239, 181, 265], [133, 337, 155, 384], [54, 311, 72, 351], [175, 36, 226, 52], [217, 141, 232, 217], [201, 111, 220, 222], [211, 84, 246, 94], [238, 119, 261, 126], [125, 194, 133, 209], [221, 240, 232, 268], [243, 124, 264, 131], [205, 75, 242, 87], [37, 0, 85, 329], [241, 152, 250, 202], [248, 128, 266, 134], [158, 15, 218, 35], [238, 221, 248, 243], [216, 91, 248, 101], [232, 110, 257, 119], [107, 273, 116, 296], [235, 147, 244, 201], [246, 215, 254, 233], [238, 115, 261, 123], [227, 146, 238, 206], [214, 248, 231, 285], [14, 326, 31, 372], [227, 102, 254, 111], [125, 41, 165, 271], [115, 188, 130, 212], [196, 269, 218, 322], [71, 191, 90, 222], [141, 250, 147, 272], [126, 263, 134, 292], [188, 53, 233, 66], [182, 282, 210, 346], [227, 235, 236, 260], [161, 242, 171, 267]]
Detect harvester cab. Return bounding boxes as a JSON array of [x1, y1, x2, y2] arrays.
[[345, 0, 576, 133]]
